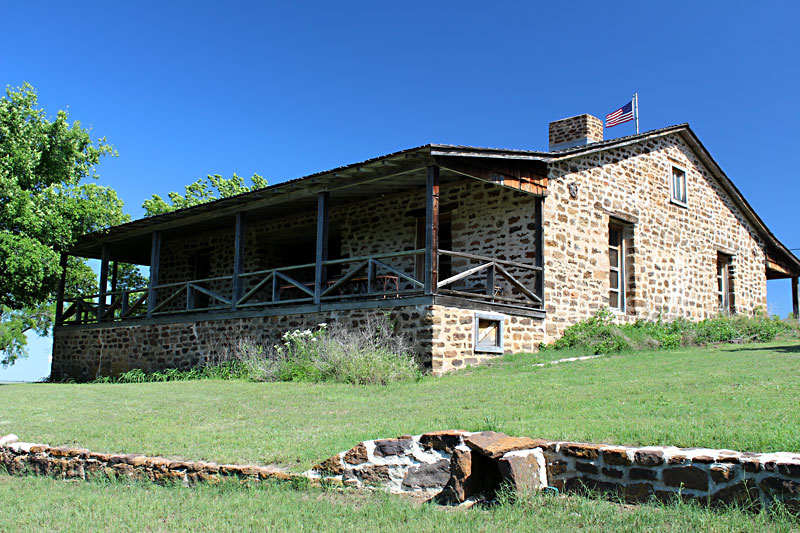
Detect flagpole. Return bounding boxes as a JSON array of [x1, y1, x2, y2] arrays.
[[634, 93, 639, 134]]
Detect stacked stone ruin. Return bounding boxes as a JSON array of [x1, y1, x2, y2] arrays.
[[309, 430, 800, 510], [2, 431, 799, 512]]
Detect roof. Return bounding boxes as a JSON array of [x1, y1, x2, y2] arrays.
[[70, 125, 800, 275]]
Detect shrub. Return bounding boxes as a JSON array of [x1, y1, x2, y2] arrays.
[[93, 315, 421, 386], [543, 308, 798, 355]]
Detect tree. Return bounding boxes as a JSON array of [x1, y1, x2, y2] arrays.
[[142, 173, 268, 216], [0, 83, 133, 366]]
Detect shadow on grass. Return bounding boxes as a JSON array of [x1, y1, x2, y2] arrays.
[[722, 342, 800, 355]]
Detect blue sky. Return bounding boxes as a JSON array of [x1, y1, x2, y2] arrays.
[[2, 0, 798, 381]]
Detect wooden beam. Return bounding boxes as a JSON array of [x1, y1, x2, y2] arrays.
[[98, 245, 110, 320], [534, 196, 545, 304], [314, 192, 330, 304], [793, 277, 799, 319], [424, 165, 440, 295], [55, 253, 68, 324], [147, 231, 161, 318], [231, 212, 246, 309]]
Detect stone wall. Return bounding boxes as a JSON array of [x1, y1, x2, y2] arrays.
[[430, 305, 545, 374], [5, 430, 798, 512], [0, 434, 296, 486], [53, 302, 546, 381], [542, 134, 768, 341], [51, 305, 434, 382], [311, 431, 800, 511]]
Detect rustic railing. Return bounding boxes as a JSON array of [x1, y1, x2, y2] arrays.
[[61, 288, 149, 325], [437, 249, 542, 308], [57, 249, 542, 325]]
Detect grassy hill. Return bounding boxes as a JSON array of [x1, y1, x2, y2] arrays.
[[1, 341, 799, 530], [2, 341, 799, 468]]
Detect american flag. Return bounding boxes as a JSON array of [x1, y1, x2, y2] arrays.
[[606, 100, 634, 127]]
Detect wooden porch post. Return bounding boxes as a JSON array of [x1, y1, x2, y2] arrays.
[[98, 245, 110, 321], [424, 165, 440, 295], [55, 253, 68, 325], [314, 192, 330, 305], [792, 276, 799, 319], [147, 231, 161, 318], [110, 261, 119, 294], [534, 196, 545, 307], [232, 212, 246, 310]]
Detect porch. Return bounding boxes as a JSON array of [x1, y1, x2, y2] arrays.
[[56, 148, 550, 329]]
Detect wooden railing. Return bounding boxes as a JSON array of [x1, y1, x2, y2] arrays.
[[61, 288, 149, 325], [57, 249, 542, 325], [437, 250, 542, 308]]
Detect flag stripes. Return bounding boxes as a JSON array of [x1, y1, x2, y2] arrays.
[[606, 100, 634, 127]]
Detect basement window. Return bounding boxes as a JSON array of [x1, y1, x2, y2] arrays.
[[670, 166, 688, 207], [474, 312, 505, 354]]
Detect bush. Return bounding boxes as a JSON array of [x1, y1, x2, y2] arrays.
[[94, 315, 421, 386], [263, 317, 421, 385], [543, 308, 798, 355]]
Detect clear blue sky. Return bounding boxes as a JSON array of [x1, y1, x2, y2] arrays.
[[2, 0, 798, 381]]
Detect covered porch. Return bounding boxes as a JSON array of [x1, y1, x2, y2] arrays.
[[56, 146, 550, 328]]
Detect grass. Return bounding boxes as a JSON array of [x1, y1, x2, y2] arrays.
[[2, 340, 800, 530], [1, 475, 797, 532], [1, 341, 799, 469]]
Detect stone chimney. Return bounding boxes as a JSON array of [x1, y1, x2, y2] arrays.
[[548, 114, 603, 151]]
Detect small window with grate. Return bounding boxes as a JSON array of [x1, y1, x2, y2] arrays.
[[473, 313, 504, 354]]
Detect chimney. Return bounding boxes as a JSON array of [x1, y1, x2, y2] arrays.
[[549, 114, 603, 151]]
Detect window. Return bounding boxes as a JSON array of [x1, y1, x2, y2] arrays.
[[717, 253, 732, 313], [671, 166, 687, 206], [473, 312, 504, 354], [608, 224, 625, 311]]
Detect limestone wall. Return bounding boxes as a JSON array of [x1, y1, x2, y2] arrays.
[[0, 434, 296, 486], [430, 306, 545, 374], [51, 305, 435, 382], [543, 135, 768, 341], [312, 431, 800, 511]]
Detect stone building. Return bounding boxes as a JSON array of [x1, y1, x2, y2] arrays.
[[51, 116, 800, 380]]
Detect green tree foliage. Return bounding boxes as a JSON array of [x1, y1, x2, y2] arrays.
[[0, 83, 135, 365], [142, 173, 268, 216]]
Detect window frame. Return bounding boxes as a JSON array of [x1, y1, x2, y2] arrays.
[[717, 253, 732, 313], [608, 223, 625, 312], [473, 312, 505, 354], [670, 165, 688, 208]]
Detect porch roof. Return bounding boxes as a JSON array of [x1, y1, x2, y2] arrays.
[[69, 145, 549, 263]]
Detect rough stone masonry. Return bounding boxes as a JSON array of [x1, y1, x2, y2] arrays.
[[2, 431, 800, 512]]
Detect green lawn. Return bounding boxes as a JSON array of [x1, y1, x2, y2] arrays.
[[1, 475, 797, 532], [1, 341, 799, 469], [2, 341, 800, 531]]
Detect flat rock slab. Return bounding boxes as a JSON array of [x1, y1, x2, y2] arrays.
[[419, 430, 468, 454], [401, 459, 451, 491], [465, 431, 542, 459], [374, 438, 413, 457]]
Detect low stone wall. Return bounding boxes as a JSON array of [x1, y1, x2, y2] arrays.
[[51, 305, 435, 381], [0, 434, 297, 486], [311, 431, 800, 511], [6, 431, 797, 512]]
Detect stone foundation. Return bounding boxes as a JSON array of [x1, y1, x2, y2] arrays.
[[51, 303, 544, 381]]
